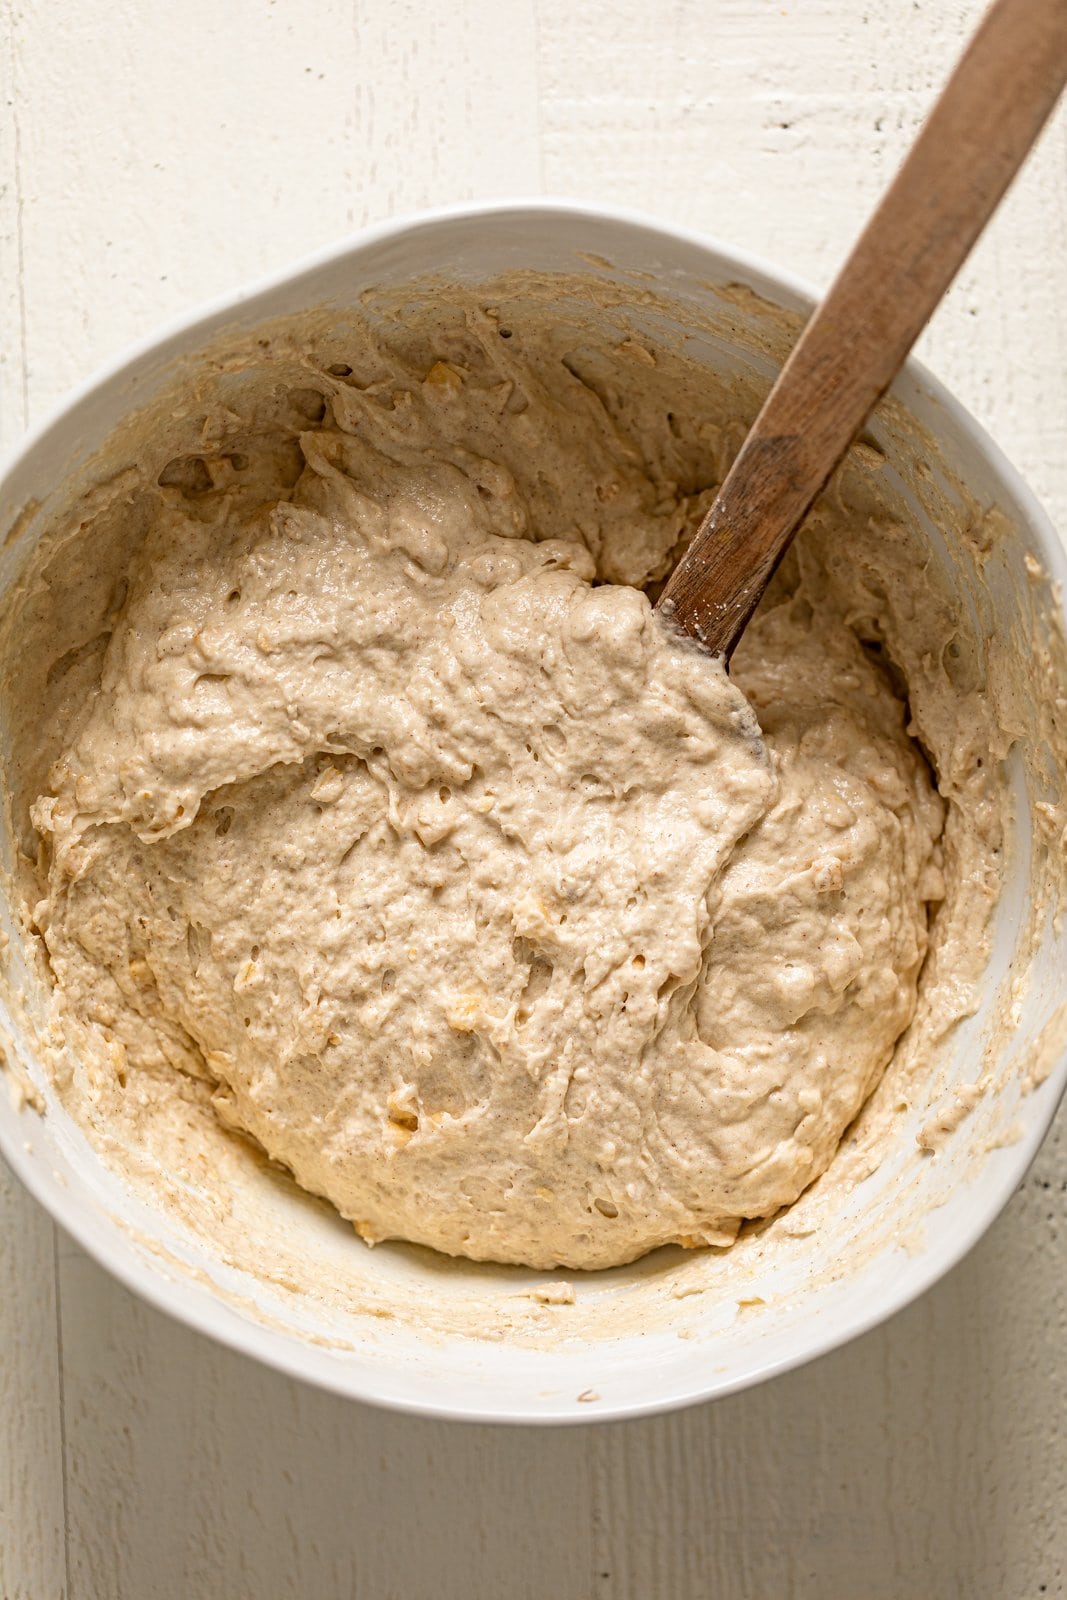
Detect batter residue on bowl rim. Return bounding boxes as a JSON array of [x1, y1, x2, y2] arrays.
[[2, 271, 1060, 1285]]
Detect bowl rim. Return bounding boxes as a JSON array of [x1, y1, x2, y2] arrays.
[[1, 195, 1065, 1425]]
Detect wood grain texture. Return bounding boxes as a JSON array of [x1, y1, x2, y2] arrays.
[[1, 1, 1066, 1596], [0, 1167, 65, 1600], [658, 0, 1067, 654]]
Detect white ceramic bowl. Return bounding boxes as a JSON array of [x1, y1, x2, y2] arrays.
[[1, 201, 1065, 1424]]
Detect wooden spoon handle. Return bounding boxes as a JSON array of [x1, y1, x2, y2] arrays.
[[657, 0, 1067, 658]]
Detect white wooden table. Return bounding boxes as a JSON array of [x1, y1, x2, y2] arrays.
[[2, 3, 1065, 1595]]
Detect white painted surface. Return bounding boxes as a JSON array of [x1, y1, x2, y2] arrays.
[[0, 0, 1064, 1594]]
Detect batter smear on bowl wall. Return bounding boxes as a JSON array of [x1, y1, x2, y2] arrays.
[[8, 278, 1041, 1271]]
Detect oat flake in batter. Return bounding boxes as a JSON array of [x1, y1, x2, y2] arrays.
[[28, 307, 945, 1270]]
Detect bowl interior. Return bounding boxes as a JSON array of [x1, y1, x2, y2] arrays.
[[0, 204, 1064, 1422]]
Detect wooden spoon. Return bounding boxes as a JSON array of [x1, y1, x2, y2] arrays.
[[656, 0, 1067, 660]]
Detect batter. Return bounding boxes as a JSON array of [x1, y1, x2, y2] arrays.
[[24, 299, 946, 1270]]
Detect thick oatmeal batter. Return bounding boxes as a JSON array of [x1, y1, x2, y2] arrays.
[[22, 293, 948, 1270]]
